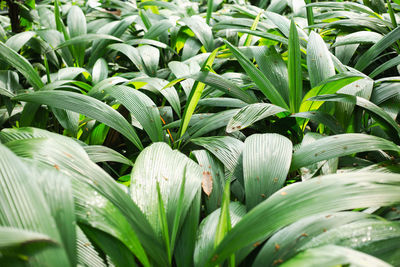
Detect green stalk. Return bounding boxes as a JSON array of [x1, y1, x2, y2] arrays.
[[304, 0, 314, 31], [43, 53, 51, 84], [244, 12, 262, 47], [206, 0, 213, 25]]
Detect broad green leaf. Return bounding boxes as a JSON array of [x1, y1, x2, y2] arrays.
[[5, 31, 36, 52], [76, 226, 107, 267], [198, 98, 247, 108], [0, 41, 44, 90], [192, 150, 225, 213], [370, 56, 400, 78], [332, 31, 383, 48], [67, 6, 87, 66], [307, 31, 335, 88], [80, 225, 138, 267], [310, 94, 400, 143], [187, 71, 257, 104], [253, 212, 372, 266], [88, 16, 136, 67], [1, 128, 159, 266], [194, 202, 246, 267], [174, 191, 201, 267], [55, 34, 123, 50], [299, 218, 400, 265], [224, 40, 289, 109], [138, 45, 159, 77], [291, 111, 344, 134], [0, 227, 57, 257], [107, 43, 144, 72], [207, 172, 400, 265], [355, 26, 400, 71], [281, 245, 392, 267], [34, 168, 77, 266], [226, 103, 288, 133], [182, 16, 214, 52], [185, 109, 239, 140], [291, 133, 400, 171], [299, 73, 364, 112], [253, 46, 289, 105], [307, 2, 380, 18], [143, 20, 173, 40], [105, 85, 163, 143], [191, 136, 244, 176], [243, 134, 292, 209], [92, 58, 108, 84], [130, 143, 202, 254], [83, 145, 133, 166], [13, 91, 143, 150], [0, 143, 70, 265]]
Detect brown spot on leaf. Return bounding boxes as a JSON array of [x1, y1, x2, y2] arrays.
[[273, 177, 278, 183], [63, 152, 73, 158], [253, 242, 261, 247], [261, 194, 266, 198], [211, 255, 219, 262], [280, 191, 287, 196], [273, 259, 283, 265], [54, 164, 60, 171], [301, 233, 308, 237], [275, 243, 280, 251]]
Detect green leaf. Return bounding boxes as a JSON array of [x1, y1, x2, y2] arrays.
[[0, 41, 44, 90], [187, 71, 257, 104], [370, 56, 400, 78], [34, 168, 77, 266], [226, 103, 288, 133], [92, 58, 108, 84], [5, 31, 36, 52], [310, 94, 400, 143], [207, 172, 400, 265], [0, 227, 57, 257], [1, 128, 157, 266], [281, 245, 392, 267], [192, 150, 225, 213], [194, 202, 246, 267], [191, 136, 244, 176], [0, 143, 70, 265], [253, 211, 372, 266], [299, 73, 365, 113], [332, 31, 383, 48], [182, 16, 214, 52], [355, 26, 400, 71], [76, 226, 107, 267], [288, 20, 303, 113], [214, 180, 234, 266], [13, 91, 143, 150], [179, 48, 219, 141], [291, 133, 400, 171], [224, 40, 289, 109], [185, 109, 239, 140], [130, 143, 202, 257], [105, 85, 163, 143], [55, 34, 123, 50], [67, 6, 87, 66], [307, 31, 336, 88], [243, 134, 292, 210], [83, 145, 133, 166]]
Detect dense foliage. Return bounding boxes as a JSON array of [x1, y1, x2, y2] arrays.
[[0, 0, 400, 266]]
